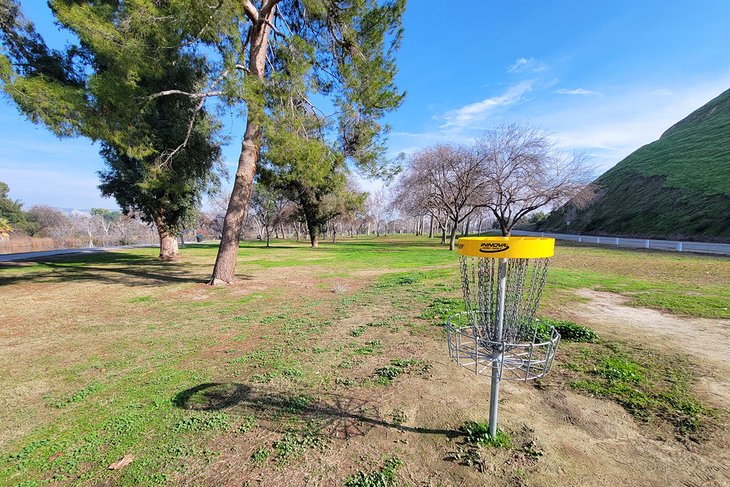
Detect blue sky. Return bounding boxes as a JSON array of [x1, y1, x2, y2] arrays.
[[2, 0, 730, 209]]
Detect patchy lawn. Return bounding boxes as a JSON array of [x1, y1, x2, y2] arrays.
[[0, 237, 727, 485]]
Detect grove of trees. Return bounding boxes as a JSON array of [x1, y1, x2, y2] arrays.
[[1, 2, 590, 276], [392, 123, 591, 250], [1, 0, 405, 281], [0, 181, 157, 250]]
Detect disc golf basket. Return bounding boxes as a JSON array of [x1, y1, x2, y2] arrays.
[[446, 236, 559, 437]]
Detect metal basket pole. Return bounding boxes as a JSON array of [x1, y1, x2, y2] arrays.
[[449, 236, 557, 438], [488, 257, 508, 437]]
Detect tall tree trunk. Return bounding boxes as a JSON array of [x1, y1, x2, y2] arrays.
[[448, 220, 459, 251], [478, 217, 483, 236], [309, 227, 319, 248], [464, 218, 470, 236], [209, 9, 274, 285], [429, 215, 434, 238], [440, 224, 446, 244], [153, 217, 179, 261], [303, 206, 319, 248]]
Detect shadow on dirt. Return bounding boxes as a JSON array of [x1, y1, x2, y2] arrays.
[[174, 382, 463, 440]]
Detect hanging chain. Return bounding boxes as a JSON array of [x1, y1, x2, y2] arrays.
[[460, 255, 550, 350]]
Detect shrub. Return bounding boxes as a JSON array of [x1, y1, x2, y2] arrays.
[[533, 318, 598, 343]]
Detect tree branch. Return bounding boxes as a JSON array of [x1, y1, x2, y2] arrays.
[[148, 90, 224, 100], [243, 1, 260, 23]]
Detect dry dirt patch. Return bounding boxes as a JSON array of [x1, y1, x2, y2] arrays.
[[569, 289, 730, 409], [186, 283, 730, 486]]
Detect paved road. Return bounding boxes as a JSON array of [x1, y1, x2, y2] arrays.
[[512, 230, 730, 256], [0, 244, 157, 263]]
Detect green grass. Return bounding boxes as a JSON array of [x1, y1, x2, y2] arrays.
[[0, 236, 725, 484], [561, 341, 717, 441], [547, 260, 730, 319]]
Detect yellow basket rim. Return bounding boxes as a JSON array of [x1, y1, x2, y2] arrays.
[[457, 236, 555, 259]]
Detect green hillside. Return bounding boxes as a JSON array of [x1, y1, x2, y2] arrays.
[[540, 88, 730, 241]]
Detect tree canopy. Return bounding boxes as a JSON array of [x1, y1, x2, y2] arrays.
[[2, 0, 405, 269], [1, 0, 226, 258], [0, 180, 37, 235]]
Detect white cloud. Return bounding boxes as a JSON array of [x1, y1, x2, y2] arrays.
[[537, 78, 730, 173], [388, 75, 730, 179], [353, 174, 386, 195], [553, 88, 598, 95], [507, 57, 547, 74], [440, 81, 533, 129]]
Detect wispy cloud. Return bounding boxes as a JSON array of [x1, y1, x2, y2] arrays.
[[507, 57, 547, 74], [537, 78, 730, 173], [388, 76, 730, 180], [553, 88, 598, 95], [440, 81, 533, 129]]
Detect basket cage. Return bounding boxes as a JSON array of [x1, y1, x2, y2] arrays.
[[459, 255, 551, 345], [446, 310, 560, 381]]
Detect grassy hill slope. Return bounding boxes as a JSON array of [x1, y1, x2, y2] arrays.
[[540, 88, 730, 241]]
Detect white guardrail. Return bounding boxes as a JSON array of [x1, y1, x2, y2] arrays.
[[511, 230, 730, 256]]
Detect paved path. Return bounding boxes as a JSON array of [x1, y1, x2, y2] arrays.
[[0, 244, 157, 262], [512, 230, 730, 256]]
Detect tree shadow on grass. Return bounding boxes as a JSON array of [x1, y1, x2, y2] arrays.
[[236, 245, 303, 250], [173, 382, 463, 440], [0, 253, 252, 287]]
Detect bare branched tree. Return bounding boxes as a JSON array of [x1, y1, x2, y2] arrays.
[[251, 185, 291, 247], [366, 189, 390, 238], [475, 123, 592, 235], [395, 144, 490, 250]]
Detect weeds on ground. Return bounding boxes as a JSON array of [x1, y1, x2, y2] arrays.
[[533, 318, 598, 343], [174, 412, 231, 432], [373, 359, 426, 385], [344, 456, 403, 487], [271, 427, 326, 467], [251, 447, 271, 465], [460, 422, 512, 448], [352, 340, 384, 356], [446, 423, 512, 473], [236, 415, 257, 434], [419, 297, 464, 322], [562, 341, 716, 441]]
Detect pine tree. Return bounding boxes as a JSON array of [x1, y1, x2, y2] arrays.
[[0, 0, 224, 259]]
